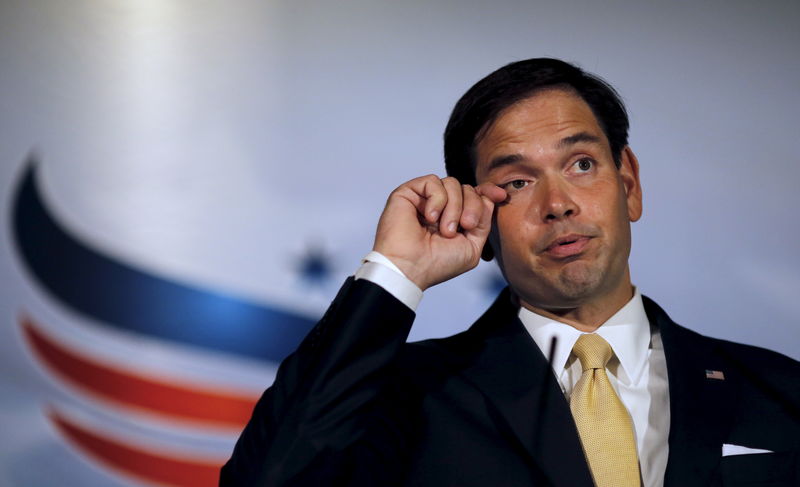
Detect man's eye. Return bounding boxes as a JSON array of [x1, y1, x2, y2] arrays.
[[574, 158, 594, 172], [503, 180, 529, 192]]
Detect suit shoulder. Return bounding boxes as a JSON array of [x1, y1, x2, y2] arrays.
[[645, 295, 799, 372], [710, 336, 800, 381], [675, 322, 800, 411], [646, 295, 800, 405]]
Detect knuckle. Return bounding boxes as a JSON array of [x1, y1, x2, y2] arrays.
[[442, 176, 460, 187], [389, 185, 406, 197], [463, 185, 478, 197]]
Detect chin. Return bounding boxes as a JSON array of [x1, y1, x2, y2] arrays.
[[545, 267, 609, 306], [509, 272, 603, 312], [560, 258, 603, 285]]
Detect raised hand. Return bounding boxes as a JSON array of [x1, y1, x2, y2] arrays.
[[373, 175, 507, 291]]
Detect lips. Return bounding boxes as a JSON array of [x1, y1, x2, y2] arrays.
[[544, 234, 592, 258]]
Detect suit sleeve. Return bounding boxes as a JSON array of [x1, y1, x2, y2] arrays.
[[220, 277, 416, 486]]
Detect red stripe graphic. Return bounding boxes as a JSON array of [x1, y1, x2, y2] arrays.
[[48, 407, 222, 487], [21, 315, 260, 429]]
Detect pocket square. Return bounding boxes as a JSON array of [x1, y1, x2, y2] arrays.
[[722, 443, 773, 456]]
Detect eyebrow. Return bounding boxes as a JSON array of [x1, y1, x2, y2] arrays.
[[484, 153, 525, 173], [557, 131, 602, 149], [484, 131, 603, 173]]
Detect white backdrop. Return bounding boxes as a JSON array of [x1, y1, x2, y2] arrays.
[[1, 1, 798, 485]]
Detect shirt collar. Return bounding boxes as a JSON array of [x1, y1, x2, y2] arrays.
[[518, 289, 651, 385]]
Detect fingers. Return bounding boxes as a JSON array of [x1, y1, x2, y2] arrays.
[[459, 185, 484, 231], [437, 178, 463, 236], [426, 178, 485, 237], [462, 184, 504, 248], [403, 175, 461, 237], [393, 176, 504, 239], [476, 182, 508, 203], [453, 183, 505, 236], [415, 175, 446, 223], [463, 194, 498, 247]]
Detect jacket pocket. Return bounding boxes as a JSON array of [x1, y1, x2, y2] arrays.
[[718, 450, 797, 486]]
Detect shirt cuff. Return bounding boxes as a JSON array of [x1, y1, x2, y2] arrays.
[[354, 251, 423, 311]]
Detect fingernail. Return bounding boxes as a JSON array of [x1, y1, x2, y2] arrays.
[[430, 210, 439, 220], [447, 222, 457, 233]]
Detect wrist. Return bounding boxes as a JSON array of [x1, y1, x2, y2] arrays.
[[355, 257, 423, 311], [372, 250, 430, 291]]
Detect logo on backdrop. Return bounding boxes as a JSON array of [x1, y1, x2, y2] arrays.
[[10, 159, 320, 486]]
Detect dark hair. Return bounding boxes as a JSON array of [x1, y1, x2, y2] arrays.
[[444, 58, 629, 186]]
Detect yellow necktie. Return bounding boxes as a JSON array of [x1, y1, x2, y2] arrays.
[[569, 334, 641, 487]]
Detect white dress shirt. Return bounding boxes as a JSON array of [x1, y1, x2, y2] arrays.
[[354, 252, 670, 487], [519, 292, 670, 487]]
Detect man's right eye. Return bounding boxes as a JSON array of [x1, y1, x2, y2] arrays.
[[502, 180, 529, 192]]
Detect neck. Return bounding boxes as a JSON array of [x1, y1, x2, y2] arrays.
[[518, 282, 635, 332]]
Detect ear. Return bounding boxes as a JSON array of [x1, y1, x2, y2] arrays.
[[481, 207, 501, 261], [619, 146, 643, 222], [481, 244, 494, 261]]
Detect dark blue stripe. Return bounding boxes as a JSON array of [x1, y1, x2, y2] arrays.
[[11, 160, 317, 362]]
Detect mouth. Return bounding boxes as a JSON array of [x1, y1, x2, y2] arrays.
[[544, 234, 592, 258]]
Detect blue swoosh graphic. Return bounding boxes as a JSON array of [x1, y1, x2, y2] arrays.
[[11, 159, 317, 362]]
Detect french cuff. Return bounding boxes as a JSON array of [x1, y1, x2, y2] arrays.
[[355, 251, 423, 311]]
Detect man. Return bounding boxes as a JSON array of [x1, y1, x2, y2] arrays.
[[221, 58, 800, 486]]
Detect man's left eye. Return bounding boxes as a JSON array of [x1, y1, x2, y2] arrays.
[[574, 158, 594, 172]]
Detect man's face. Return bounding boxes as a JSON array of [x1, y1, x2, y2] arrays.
[[474, 89, 642, 315]]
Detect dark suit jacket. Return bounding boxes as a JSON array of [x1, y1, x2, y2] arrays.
[[221, 278, 800, 486]]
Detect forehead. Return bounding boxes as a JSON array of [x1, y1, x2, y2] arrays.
[[475, 89, 607, 174]]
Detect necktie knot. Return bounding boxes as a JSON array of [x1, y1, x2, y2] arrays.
[[572, 333, 613, 371]]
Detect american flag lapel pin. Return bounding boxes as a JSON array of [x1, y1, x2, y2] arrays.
[[705, 369, 725, 380]]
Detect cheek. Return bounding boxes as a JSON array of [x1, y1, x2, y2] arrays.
[[493, 206, 535, 255], [494, 206, 521, 241], [495, 190, 538, 228], [582, 185, 624, 222]]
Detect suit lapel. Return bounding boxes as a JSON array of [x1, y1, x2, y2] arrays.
[[456, 293, 738, 485], [460, 290, 594, 487], [646, 297, 736, 486]]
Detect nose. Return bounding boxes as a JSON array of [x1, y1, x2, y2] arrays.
[[538, 177, 578, 222]]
